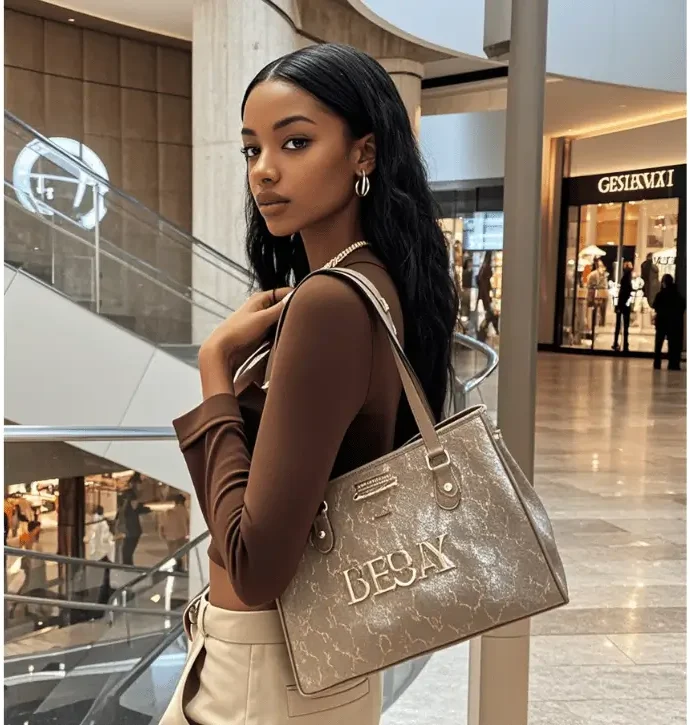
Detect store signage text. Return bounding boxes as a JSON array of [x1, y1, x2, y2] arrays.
[[597, 169, 675, 194]]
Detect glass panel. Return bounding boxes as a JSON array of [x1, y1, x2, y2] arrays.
[[4, 112, 251, 359], [562, 202, 622, 350], [610, 198, 680, 353], [4, 542, 209, 725]]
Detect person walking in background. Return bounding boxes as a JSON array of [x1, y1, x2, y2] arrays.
[[653, 274, 686, 371], [477, 251, 499, 340], [84, 505, 115, 603], [613, 262, 633, 352], [460, 256, 473, 319], [117, 493, 152, 566], [160, 495, 189, 571], [9, 521, 43, 617]]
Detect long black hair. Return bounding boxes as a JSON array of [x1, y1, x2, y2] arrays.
[[241, 44, 458, 444]]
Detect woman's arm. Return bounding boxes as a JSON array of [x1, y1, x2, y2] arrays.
[[174, 276, 373, 607]]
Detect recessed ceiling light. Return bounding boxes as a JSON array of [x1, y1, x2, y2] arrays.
[[619, 104, 627, 108], [68, 17, 75, 22]]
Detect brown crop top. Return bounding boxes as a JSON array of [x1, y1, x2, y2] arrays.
[[172, 254, 404, 607]]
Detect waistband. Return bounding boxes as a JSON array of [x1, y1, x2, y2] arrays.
[[188, 595, 285, 645]]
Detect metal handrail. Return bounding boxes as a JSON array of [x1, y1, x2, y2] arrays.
[[107, 530, 210, 609], [4, 593, 182, 618], [5, 110, 251, 280], [4, 546, 187, 575], [453, 331, 499, 397], [4, 426, 176, 442]]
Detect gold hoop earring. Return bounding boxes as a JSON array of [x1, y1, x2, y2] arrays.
[[355, 170, 370, 198]]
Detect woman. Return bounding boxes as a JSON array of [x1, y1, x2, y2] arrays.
[[653, 273, 686, 370], [161, 43, 457, 725], [612, 262, 633, 352]]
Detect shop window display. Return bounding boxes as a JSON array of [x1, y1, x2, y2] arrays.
[[561, 198, 679, 353], [557, 164, 685, 356]]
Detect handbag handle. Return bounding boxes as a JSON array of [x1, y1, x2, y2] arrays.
[[272, 267, 460, 510]]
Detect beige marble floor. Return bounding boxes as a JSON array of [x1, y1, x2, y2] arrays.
[[529, 354, 686, 725], [384, 354, 686, 725]]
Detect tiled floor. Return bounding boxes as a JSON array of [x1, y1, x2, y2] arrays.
[[384, 354, 686, 725]]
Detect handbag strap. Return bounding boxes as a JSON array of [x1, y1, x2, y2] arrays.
[[271, 266, 460, 509]]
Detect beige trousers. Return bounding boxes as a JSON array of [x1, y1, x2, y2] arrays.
[[159, 594, 382, 724]]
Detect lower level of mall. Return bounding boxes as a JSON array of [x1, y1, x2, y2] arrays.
[[383, 354, 686, 725]]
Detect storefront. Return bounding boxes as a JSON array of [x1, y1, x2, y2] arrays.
[[554, 164, 686, 354], [434, 183, 504, 346]]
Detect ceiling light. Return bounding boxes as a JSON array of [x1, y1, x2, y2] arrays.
[[68, 17, 75, 22]]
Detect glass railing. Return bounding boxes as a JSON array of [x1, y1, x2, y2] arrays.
[[4, 547, 176, 645], [5, 111, 252, 354], [5, 533, 210, 656], [4, 526, 210, 725], [4, 597, 185, 725]]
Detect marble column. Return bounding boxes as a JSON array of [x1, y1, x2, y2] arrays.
[[469, 1, 549, 724], [379, 58, 424, 135], [192, 0, 300, 342], [538, 137, 568, 345]]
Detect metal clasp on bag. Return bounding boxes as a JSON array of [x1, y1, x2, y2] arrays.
[[426, 448, 461, 511], [425, 449, 451, 472], [310, 502, 335, 554]]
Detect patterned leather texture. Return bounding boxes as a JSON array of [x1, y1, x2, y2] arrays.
[[278, 406, 568, 696]]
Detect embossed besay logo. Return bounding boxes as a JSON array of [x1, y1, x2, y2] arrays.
[[342, 533, 456, 605]]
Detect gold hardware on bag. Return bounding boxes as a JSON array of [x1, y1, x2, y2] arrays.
[[425, 449, 451, 471]]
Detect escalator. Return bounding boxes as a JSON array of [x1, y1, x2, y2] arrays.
[[4, 111, 252, 494], [5, 533, 210, 725]]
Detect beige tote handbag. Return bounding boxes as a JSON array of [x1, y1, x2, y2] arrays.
[[241, 267, 568, 698]]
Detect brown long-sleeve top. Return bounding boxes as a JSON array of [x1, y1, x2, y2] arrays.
[[173, 254, 404, 607]]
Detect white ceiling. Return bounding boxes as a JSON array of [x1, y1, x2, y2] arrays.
[[423, 76, 686, 139], [29, 0, 687, 141]]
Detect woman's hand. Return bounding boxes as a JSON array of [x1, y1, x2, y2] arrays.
[[198, 288, 292, 397]]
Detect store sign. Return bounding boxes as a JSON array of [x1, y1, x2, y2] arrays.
[[13, 137, 109, 230], [597, 169, 675, 194]]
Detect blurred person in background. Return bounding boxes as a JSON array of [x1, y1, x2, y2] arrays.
[[613, 262, 633, 352], [117, 492, 152, 565], [653, 273, 686, 371], [160, 495, 189, 571], [9, 521, 43, 617], [85, 505, 115, 603]]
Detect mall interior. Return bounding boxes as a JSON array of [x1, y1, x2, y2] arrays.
[[2, 0, 687, 724]]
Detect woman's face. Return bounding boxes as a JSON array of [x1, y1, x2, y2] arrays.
[[241, 80, 369, 238]]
